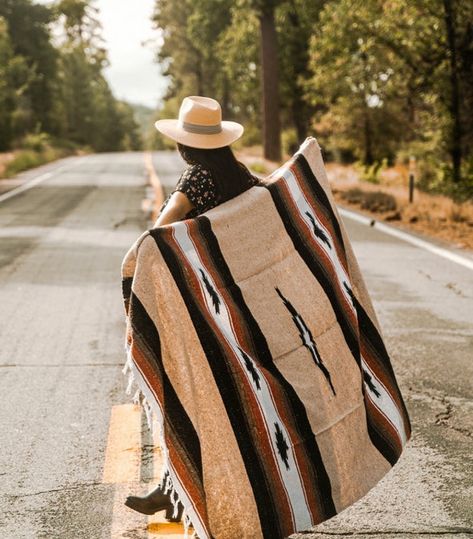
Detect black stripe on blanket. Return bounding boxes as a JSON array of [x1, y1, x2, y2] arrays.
[[150, 227, 284, 539], [197, 216, 337, 520], [354, 295, 412, 464], [260, 170, 361, 367], [294, 153, 348, 268], [129, 291, 205, 494], [122, 276, 133, 314]]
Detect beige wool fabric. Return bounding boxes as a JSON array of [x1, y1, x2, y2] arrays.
[[121, 137, 411, 539]]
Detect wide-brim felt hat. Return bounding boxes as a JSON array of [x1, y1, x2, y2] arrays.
[[154, 95, 244, 149]]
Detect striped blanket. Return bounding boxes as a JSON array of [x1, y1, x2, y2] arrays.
[[121, 137, 411, 539]]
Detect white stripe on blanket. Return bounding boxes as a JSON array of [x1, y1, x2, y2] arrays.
[[172, 221, 316, 530], [282, 168, 357, 314], [361, 356, 408, 447]]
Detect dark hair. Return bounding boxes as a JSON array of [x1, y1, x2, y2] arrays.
[[176, 142, 258, 204]]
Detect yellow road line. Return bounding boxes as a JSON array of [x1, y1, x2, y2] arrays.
[[103, 404, 192, 538], [144, 152, 165, 221], [151, 414, 165, 482], [103, 403, 142, 484], [104, 403, 145, 538]]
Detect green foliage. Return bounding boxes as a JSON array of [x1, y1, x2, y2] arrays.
[[281, 128, 299, 156], [2, 146, 71, 178], [21, 132, 52, 152], [0, 0, 142, 158], [130, 103, 155, 142], [1, 0, 472, 198], [0, 16, 33, 150], [416, 157, 473, 202], [3, 150, 44, 176], [303, 0, 473, 193], [239, 124, 263, 149], [0, 0, 60, 136], [355, 159, 388, 184], [248, 161, 269, 174]]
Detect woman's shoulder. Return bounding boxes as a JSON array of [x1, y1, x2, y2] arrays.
[[237, 161, 262, 185], [180, 162, 212, 181], [175, 162, 216, 198]]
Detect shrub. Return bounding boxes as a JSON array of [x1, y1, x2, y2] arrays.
[[340, 187, 365, 204], [238, 124, 261, 149], [416, 157, 473, 202], [2, 146, 68, 178], [340, 187, 397, 212], [361, 190, 397, 212], [282, 127, 299, 156], [21, 132, 52, 152], [4, 150, 45, 176]]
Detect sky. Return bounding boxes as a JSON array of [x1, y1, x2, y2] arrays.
[[37, 0, 168, 109]]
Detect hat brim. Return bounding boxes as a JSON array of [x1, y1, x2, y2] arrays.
[[154, 119, 244, 149]]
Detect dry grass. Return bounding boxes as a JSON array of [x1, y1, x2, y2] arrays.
[[0, 152, 15, 177], [326, 162, 473, 252]]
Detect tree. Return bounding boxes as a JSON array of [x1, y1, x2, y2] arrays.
[[304, 0, 473, 182], [0, 0, 59, 136], [55, 0, 140, 150], [244, 0, 283, 160], [0, 17, 25, 150], [276, 0, 325, 146]]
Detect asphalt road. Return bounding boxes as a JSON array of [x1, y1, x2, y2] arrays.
[[0, 151, 472, 539]]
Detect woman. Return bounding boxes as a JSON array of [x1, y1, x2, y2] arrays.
[[124, 95, 261, 521], [151, 95, 260, 228]]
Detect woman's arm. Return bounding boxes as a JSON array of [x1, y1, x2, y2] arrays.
[[152, 190, 195, 227]]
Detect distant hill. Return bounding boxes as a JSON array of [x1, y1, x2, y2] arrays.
[[129, 103, 155, 139]]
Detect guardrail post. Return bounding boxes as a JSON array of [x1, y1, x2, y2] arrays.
[[408, 155, 416, 203]]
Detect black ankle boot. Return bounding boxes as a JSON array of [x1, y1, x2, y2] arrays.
[[124, 476, 184, 521]]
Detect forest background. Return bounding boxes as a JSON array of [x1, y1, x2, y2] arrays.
[[1, 0, 472, 203]]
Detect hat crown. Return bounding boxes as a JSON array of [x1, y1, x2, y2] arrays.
[[179, 96, 222, 127]]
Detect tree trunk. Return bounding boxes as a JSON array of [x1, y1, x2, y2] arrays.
[[195, 63, 204, 96], [287, 0, 309, 144], [443, 0, 462, 183], [259, 7, 281, 161], [292, 89, 308, 143], [221, 74, 231, 119], [363, 106, 374, 165]]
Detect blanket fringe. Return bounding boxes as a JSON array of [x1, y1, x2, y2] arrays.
[[122, 340, 201, 539]]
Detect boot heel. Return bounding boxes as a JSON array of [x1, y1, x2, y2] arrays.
[[165, 500, 184, 522]]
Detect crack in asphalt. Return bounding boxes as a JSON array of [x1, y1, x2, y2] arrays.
[[434, 395, 473, 438], [417, 269, 470, 298], [409, 389, 473, 438], [445, 281, 469, 298]]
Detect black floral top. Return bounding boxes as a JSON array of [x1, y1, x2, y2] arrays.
[[159, 162, 261, 220]]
